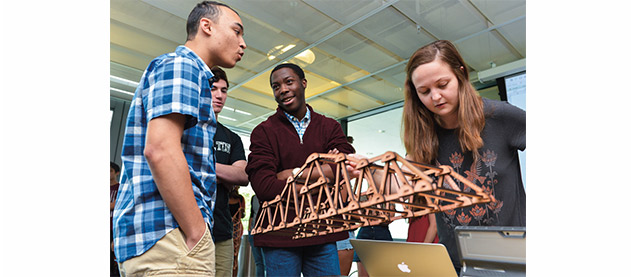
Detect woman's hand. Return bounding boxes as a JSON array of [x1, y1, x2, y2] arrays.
[[345, 153, 368, 179]]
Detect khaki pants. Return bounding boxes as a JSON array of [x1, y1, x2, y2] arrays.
[[214, 239, 234, 277], [119, 224, 215, 276]]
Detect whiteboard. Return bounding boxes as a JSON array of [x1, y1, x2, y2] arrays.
[[504, 72, 526, 191]]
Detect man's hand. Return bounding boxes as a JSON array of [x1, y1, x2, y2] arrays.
[[183, 224, 207, 251], [277, 149, 360, 182], [145, 113, 207, 251], [276, 168, 295, 180]]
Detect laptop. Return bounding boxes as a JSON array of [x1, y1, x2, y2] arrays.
[[455, 226, 526, 277], [350, 239, 457, 277]]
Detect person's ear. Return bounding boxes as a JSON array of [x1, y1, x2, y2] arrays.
[[302, 78, 307, 89], [199, 18, 213, 36]]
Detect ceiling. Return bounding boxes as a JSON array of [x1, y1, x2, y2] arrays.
[[110, 0, 526, 136]]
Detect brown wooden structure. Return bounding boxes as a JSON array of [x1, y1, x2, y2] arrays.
[[250, 151, 495, 239]]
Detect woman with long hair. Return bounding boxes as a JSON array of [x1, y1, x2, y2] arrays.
[[402, 40, 526, 273]]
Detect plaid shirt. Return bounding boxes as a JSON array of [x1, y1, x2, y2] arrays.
[[283, 108, 311, 143], [113, 46, 217, 263]]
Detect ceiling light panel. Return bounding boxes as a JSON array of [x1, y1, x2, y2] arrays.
[[302, 71, 341, 99], [141, 0, 201, 18], [230, 46, 272, 73], [110, 19, 178, 65], [218, 115, 237, 121], [110, 75, 139, 87], [347, 76, 404, 105], [351, 6, 434, 59], [225, 0, 342, 43], [439, 3, 489, 41], [308, 98, 356, 119], [110, 87, 135, 102], [110, 43, 155, 72], [303, 0, 385, 25], [267, 41, 309, 63], [224, 97, 270, 116], [238, 13, 307, 60], [223, 67, 255, 85], [322, 87, 384, 111], [110, 81, 136, 95], [299, 47, 369, 85], [318, 29, 400, 73], [240, 70, 275, 97], [373, 64, 407, 89], [235, 116, 266, 131], [400, 1, 487, 42], [496, 20, 526, 57], [110, 61, 144, 83], [457, 33, 519, 72], [113, 0, 186, 43], [289, 49, 316, 65], [470, 0, 526, 24], [229, 86, 277, 110]]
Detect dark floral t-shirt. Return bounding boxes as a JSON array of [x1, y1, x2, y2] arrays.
[[434, 98, 526, 269]]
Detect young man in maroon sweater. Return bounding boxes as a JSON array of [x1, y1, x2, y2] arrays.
[[246, 63, 355, 276]]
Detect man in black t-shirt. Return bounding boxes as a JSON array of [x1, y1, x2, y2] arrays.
[[210, 67, 249, 277]]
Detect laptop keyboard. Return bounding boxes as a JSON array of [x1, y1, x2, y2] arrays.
[[462, 267, 508, 276]]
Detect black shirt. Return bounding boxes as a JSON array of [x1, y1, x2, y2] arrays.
[[434, 99, 526, 270], [212, 122, 246, 242]]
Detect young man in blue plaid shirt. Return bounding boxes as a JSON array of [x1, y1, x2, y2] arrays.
[[112, 1, 246, 275]]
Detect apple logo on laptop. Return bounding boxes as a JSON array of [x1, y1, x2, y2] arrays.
[[397, 262, 411, 273]]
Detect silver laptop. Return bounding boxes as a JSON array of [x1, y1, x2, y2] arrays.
[[350, 239, 457, 277], [455, 226, 526, 277]]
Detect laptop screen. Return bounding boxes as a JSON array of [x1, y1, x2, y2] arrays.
[[455, 226, 526, 265]]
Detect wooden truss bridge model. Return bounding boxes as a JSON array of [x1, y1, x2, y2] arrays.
[[250, 151, 495, 239]]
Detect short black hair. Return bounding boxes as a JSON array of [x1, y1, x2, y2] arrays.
[[110, 162, 120, 173], [186, 1, 239, 41], [211, 66, 229, 88], [269, 63, 305, 86]]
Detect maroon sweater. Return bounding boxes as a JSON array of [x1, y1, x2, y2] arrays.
[[246, 105, 354, 247]]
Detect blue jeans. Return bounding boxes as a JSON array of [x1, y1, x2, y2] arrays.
[[262, 242, 340, 277], [353, 225, 392, 262], [336, 231, 355, 250], [249, 235, 266, 277]]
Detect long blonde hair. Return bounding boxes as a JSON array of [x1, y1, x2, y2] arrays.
[[402, 40, 485, 164]]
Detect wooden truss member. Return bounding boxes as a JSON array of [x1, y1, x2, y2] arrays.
[[250, 151, 495, 239]]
